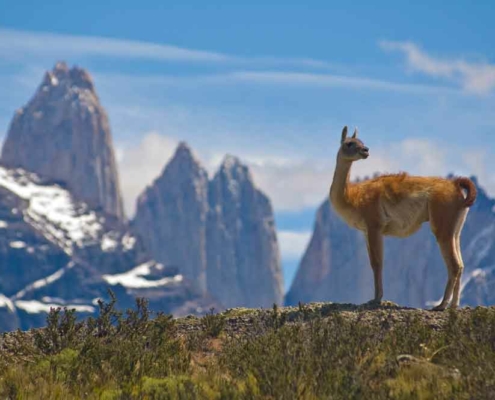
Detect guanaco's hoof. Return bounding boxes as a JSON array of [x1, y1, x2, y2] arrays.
[[431, 305, 447, 312]]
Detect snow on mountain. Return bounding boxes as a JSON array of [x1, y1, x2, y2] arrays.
[[15, 300, 96, 314], [0, 165, 217, 330], [0, 294, 15, 313], [102, 261, 184, 289], [0, 166, 105, 254], [1, 62, 125, 219]]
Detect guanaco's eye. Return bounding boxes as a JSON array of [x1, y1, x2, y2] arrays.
[[346, 142, 353, 148]]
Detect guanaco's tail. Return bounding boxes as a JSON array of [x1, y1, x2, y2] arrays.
[[455, 177, 477, 207]]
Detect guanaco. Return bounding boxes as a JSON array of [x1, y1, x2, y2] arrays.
[[329, 126, 476, 310]]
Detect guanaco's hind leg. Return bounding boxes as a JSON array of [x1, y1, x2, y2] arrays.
[[433, 238, 460, 311], [429, 203, 463, 311], [365, 229, 384, 303], [450, 209, 468, 309]]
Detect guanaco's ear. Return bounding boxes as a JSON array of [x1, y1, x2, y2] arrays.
[[352, 128, 358, 139], [341, 126, 348, 143]]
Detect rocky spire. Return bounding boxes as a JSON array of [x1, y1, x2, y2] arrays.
[[207, 155, 284, 307], [133, 146, 284, 308], [1, 62, 125, 220], [133, 142, 209, 294]]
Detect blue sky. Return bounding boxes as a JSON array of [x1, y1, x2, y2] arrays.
[[1, 1, 494, 290]]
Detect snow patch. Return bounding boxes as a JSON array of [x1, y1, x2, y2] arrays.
[[10, 241, 26, 249], [122, 233, 136, 251], [14, 261, 75, 300], [0, 167, 102, 254], [101, 233, 119, 252], [461, 266, 495, 294], [0, 294, 15, 312], [15, 300, 95, 314], [92, 297, 103, 306], [102, 261, 183, 288], [464, 224, 495, 267], [0, 220, 8, 228]]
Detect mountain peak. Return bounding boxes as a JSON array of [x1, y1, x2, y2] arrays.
[[133, 144, 283, 308], [175, 141, 194, 159], [216, 155, 253, 189], [1, 63, 125, 220], [220, 154, 243, 170], [165, 142, 205, 176], [40, 62, 95, 93]]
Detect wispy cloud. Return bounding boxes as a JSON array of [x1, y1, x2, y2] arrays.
[[119, 131, 489, 217], [227, 71, 456, 94], [0, 28, 335, 69], [117, 132, 180, 217], [85, 70, 458, 97], [0, 28, 230, 63], [0, 28, 468, 99], [380, 40, 495, 94]]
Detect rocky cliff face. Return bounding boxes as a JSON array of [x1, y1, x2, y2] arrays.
[[1, 62, 125, 220], [133, 143, 209, 294], [0, 166, 216, 331], [133, 149, 284, 309], [286, 177, 495, 308], [207, 156, 283, 308]]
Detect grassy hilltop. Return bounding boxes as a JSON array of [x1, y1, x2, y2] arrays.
[[0, 296, 494, 399]]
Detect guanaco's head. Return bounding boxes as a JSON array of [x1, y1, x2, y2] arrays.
[[339, 126, 369, 161]]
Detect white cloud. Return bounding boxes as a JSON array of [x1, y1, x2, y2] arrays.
[[89, 70, 456, 95], [228, 71, 455, 94], [462, 150, 495, 195], [390, 138, 447, 176], [0, 28, 230, 63], [241, 151, 394, 211], [278, 230, 312, 260], [117, 132, 179, 217], [0, 28, 335, 70], [120, 132, 477, 217], [380, 41, 495, 94]]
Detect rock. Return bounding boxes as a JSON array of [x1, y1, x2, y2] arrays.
[[206, 155, 283, 308], [133, 143, 209, 294], [133, 149, 284, 309], [0, 165, 216, 331], [1, 62, 125, 220]]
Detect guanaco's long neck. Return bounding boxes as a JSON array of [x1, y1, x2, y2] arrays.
[[329, 153, 353, 208]]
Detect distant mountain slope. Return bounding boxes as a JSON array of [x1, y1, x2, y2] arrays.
[[1, 62, 125, 220], [0, 166, 216, 331], [133, 146, 284, 309], [286, 177, 495, 308]]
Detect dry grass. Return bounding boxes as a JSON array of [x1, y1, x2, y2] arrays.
[[0, 295, 494, 399]]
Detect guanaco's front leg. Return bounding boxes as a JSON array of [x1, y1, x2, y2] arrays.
[[365, 228, 384, 303]]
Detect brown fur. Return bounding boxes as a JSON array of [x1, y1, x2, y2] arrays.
[[329, 127, 477, 310], [454, 177, 477, 207]]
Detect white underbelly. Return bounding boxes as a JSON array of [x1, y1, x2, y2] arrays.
[[381, 198, 429, 237]]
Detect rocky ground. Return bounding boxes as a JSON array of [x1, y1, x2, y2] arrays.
[[0, 300, 494, 399]]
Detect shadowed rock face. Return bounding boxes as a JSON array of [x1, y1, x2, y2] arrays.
[[0, 165, 217, 331], [133, 148, 284, 309], [1, 62, 125, 220], [206, 156, 283, 308], [133, 143, 210, 294], [286, 177, 495, 308]]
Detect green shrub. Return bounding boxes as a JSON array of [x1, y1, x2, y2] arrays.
[[1, 297, 494, 399]]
